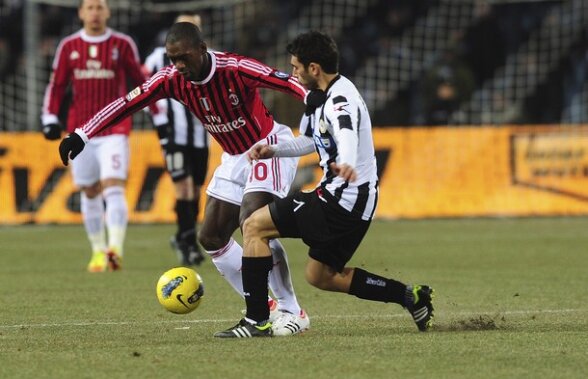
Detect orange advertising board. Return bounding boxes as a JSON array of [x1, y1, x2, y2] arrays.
[[1, 126, 588, 224], [371, 126, 588, 218]]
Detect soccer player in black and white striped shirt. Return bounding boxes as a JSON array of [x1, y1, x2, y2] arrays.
[[143, 14, 209, 266], [215, 31, 434, 338]]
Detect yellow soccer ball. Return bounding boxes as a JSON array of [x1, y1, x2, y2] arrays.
[[156, 267, 204, 314]]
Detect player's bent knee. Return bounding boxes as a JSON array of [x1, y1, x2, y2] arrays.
[[102, 178, 125, 188], [81, 182, 102, 198], [198, 233, 226, 251], [174, 178, 193, 199]]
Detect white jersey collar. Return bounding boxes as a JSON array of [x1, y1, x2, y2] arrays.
[[80, 28, 112, 43]]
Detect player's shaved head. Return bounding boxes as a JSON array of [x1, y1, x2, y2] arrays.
[[165, 22, 209, 81], [167, 22, 204, 48]]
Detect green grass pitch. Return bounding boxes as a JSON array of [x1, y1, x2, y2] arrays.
[[1, 218, 587, 378]]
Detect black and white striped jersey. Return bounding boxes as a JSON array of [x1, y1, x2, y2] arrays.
[[143, 47, 209, 148], [302, 75, 379, 221]]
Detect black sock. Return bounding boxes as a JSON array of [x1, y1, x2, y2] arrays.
[[175, 199, 196, 246], [348, 268, 407, 306], [242, 256, 273, 323], [191, 199, 199, 245]]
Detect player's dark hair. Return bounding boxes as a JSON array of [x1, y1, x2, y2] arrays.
[[286, 31, 339, 74], [166, 22, 204, 48]]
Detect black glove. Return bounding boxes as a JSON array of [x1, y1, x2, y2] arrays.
[[304, 89, 327, 116], [42, 123, 62, 140], [59, 132, 85, 166]]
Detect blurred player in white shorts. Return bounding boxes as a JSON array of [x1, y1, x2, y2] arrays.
[[72, 135, 129, 187], [42, 0, 150, 272], [70, 134, 130, 271]]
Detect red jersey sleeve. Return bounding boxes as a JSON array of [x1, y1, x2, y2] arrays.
[[42, 39, 71, 124], [236, 56, 307, 101], [80, 67, 172, 138]]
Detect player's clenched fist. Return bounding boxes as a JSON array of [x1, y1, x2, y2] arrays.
[[59, 132, 85, 166], [247, 144, 276, 162], [329, 162, 357, 182], [247, 144, 276, 161]]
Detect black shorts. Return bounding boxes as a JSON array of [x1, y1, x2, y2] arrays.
[[269, 187, 371, 273], [164, 146, 209, 184]]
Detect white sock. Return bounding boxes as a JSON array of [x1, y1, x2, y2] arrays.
[[268, 239, 302, 314], [208, 238, 245, 297], [81, 192, 106, 254], [208, 239, 273, 304], [103, 186, 128, 256]]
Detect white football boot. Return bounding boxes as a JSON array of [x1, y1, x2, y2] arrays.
[[271, 309, 310, 336]]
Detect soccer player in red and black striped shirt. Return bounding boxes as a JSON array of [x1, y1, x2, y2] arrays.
[[60, 22, 310, 335], [42, 0, 149, 273]]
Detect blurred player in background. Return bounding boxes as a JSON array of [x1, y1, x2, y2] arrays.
[[216, 31, 435, 338], [58, 22, 310, 336], [41, 0, 149, 272], [143, 14, 209, 267]]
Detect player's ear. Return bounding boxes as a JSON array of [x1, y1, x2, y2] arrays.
[[200, 41, 207, 54], [308, 62, 321, 76]]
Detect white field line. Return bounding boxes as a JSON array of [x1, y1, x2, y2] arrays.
[[0, 308, 585, 330]]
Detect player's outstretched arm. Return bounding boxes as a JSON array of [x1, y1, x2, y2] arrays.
[[247, 132, 316, 162], [79, 68, 170, 140]]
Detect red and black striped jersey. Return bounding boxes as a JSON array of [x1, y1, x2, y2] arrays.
[[42, 28, 145, 136], [80, 51, 307, 154]]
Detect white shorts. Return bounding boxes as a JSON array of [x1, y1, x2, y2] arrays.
[[72, 134, 129, 187], [206, 122, 299, 206]]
